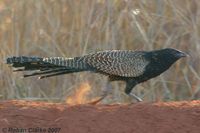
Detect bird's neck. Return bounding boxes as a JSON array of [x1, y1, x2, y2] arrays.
[[140, 52, 177, 81]]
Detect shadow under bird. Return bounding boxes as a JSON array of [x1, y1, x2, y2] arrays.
[[6, 48, 187, 103]]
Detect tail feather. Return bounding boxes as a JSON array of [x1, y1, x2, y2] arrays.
[[6, 56, 57, 71], [6, 56, 90, 78], [23, 68, 66, 77], [38, 69, 81, 79]]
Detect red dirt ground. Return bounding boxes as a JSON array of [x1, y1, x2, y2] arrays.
[[0, 100, 200, 133]]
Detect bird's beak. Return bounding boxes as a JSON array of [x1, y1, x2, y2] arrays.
[[177, 51, 189, 58]]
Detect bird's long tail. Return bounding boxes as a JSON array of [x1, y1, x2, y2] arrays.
[[6, 56, 90, 79]]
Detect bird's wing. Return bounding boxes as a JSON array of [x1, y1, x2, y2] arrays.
[[85, 50, 149, 77]]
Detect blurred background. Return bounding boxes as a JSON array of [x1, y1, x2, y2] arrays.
[[0, 0, 199, 103]]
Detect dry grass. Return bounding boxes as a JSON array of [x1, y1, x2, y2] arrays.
[[0, 0, 199, 103]]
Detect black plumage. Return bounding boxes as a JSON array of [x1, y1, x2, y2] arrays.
[[6, 48, 187, 102]]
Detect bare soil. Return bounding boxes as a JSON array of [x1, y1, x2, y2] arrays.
[[0, 100, 200, 133]]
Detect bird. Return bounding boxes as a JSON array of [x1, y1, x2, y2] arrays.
[[6, 48, 187, 103]]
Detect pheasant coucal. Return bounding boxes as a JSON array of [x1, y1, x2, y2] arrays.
[[6, 48, 187, 102]]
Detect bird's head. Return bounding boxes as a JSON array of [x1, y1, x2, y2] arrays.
[[162, 48, 188, 59], [148, 48, 188, 69], [152, 48, 188, 61]]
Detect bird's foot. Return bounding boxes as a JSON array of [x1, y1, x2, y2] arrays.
[[129, 93, 143, 102]]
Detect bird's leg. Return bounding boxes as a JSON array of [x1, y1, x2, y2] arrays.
[[88, 81, 113, 105], [129, 93, 143, 102], [125, 80, 143, 102]]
